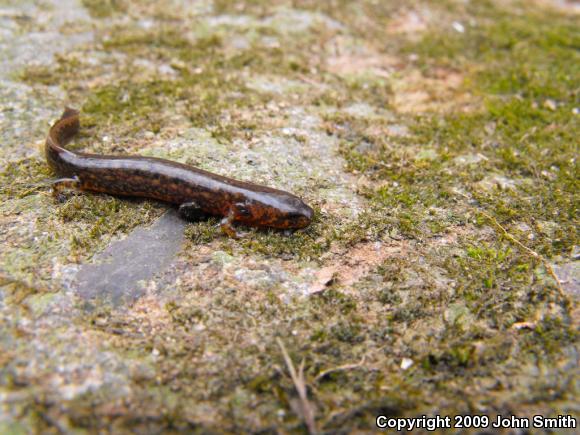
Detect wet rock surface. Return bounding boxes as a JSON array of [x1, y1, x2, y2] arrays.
[[75, 210, 186, 307], [1, 0, 578, 432]]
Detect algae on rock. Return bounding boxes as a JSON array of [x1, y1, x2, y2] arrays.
[[1, 0, 578, 433]]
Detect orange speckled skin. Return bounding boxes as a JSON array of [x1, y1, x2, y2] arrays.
[[46, 108, 313, 230]]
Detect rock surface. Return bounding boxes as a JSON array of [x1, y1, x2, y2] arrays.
[[1, 0, 578, 432]]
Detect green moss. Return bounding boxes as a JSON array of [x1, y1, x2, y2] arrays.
[[15, 64, 60, 86], [529, 316, 578, 355], [0, 158, 51, 201], [0, 156, 162, 286], [56, 194, 163, 257], [0, 421, 27, 435], [333, 3, 578, 255], [331, 321, 363, 344], [5, 0, 579, 432], [183, 219, 221, 245], [180, 205, 385, 263], [234, 216, 330, 261], [81, 0, 127, 18], [82, 80, 182, 134]]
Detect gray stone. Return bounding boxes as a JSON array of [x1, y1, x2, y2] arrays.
[[74, 210, 186, 307], [552, 261, 580, 298]]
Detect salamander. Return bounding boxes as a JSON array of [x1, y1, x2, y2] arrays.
[[45, 108, 313, 237]]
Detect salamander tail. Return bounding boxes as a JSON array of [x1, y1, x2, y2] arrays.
[[61, 107, 80, 122], [47, 107, 80, 149]]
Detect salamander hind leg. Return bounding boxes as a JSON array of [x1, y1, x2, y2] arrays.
[[178, 201, 209, 221], [220, 211, 238, 238], [52, 176, 81, 202], [221, 208, 247, 238]]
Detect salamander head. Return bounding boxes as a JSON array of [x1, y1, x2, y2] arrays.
[[273, 195, 314, 229], [239, 192, 314, 229]]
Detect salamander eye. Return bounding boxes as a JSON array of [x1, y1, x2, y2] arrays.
[[236, 203, 251, 216]]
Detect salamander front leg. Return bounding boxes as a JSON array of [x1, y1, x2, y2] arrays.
[[220, 209, 240, 238], [52, 176, 80, 202], [219, 207, 250, 238], [178, 201, 209, 221]]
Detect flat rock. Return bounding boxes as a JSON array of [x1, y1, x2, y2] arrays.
[[74, 210, 186, 307], [552, 261, 580, 298]]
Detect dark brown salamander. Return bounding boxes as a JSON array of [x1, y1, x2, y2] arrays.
[[46, 108, 313, 237]]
